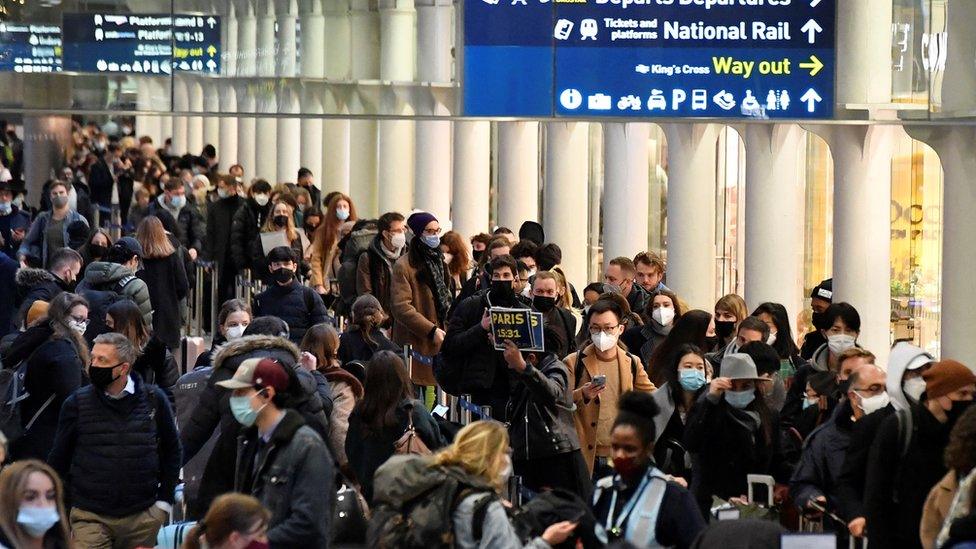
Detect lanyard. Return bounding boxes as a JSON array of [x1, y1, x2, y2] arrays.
[[605, 471, 652, 539]]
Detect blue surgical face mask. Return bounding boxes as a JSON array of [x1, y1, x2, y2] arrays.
[[229, 390, 266, 427], [17, 505, 60, 538], [678, 368, 706, 392], [170, 195, 186, 209], [421, 235, 441, 249], [335, 208, 350, 221], [725, 389, 756, 410], [0, 200, 11, 215]]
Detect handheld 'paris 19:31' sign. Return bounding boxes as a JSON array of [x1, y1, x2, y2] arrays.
[[463, 0, 835, 119]]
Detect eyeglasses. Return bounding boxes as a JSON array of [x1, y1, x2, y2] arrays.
[[423, 228, 442, 236], [588, 325, 619, 336]]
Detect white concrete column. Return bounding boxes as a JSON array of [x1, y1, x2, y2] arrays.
[[237, 0, 258, 76], [219, 84, 239, 170], [325, 0, 353, 79], [662, 123, 720, 310], [496, 121, 540, 228], [348, 0, 380, 214], [256, 0, 277, 77], [544, 122, 589, 290], [377, 0, 417, 215], [187, 79, 205, 155], [255, 95, 279, 181], [276, 0, 299, 77], [602, 123, 649, 264], [939, 0, 976, 114], [23, 116, 72, 207], [171, 78, 190, 155], [300, 91, 324, 190], [222, 2, 239, 77], [203, 82, 221, 155], [135, 78, 163, 145], [237, 87, 257, 179], [300, 0, 326, 78], [323, 114, 351, 196], [322, 0, 353, 197], [452, 121, 490, 237], [807, 125, 896, 363], [277, 89, 302, 183], [836, 0, 893, 105], [349, 121, 378, 215], [742, 124, 805, 321]]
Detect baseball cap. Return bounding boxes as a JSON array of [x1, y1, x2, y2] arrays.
[[113, 236, 143, 258], [216, 358, 290, 393]]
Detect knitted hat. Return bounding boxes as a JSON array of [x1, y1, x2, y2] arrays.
[[923, 360, 976, 399], [810, 278, 833, 302], [406, 211, 436, 237], [26, 301, 49, 327]]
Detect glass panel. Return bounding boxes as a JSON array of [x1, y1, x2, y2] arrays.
[[802, 132, 833, 335]]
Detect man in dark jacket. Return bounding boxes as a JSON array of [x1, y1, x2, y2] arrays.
[[87, 143, 119, 211], [253, 246, 330, 345], [801, 279, 833, 360], [148, 177, 206, 261], [441, 254, 530, 421], [0, 178, 32, 257], [218, 358, 333, 548], [230, 179, 272, 273], [297, 167, 321, 208], [863, 360, 976, 548], [48, 332, 181, 548], [356, 211, 405, 316], [604, 256, 649, 318], [206, 175, 245, 305], [77, 237, 153, 328], [530, 271, 576, 359], [15, 248, 82, 327]]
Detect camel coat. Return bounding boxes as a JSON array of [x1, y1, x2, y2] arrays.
[[390, 254, 447, 385], [921, 470, 957, 549], [564, 344, 656, 473]]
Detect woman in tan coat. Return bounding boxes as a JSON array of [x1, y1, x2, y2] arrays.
[[565, 298, 655, 476], [921, 405, 976, 549], [309, 192, 356, 295], [390, 212, 454, 386]]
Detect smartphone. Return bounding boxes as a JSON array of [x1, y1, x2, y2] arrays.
[[592, 375, 607, 388]]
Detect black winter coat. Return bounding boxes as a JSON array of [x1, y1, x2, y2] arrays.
[[7, 326, 87, 461], [148, 198, 207, 253], [230, 198, 270, 271], [543, 307, 577, 359], [252, 281, 330, 345], [506, 354, 580, 462], [179, 335, 330, 518], [337, 326, 401, 365], [621, 320, 670, 381], [87, 157, 114, 206], [864, 404, 951, 549], [15, 267, 67, 327], [789, 400, 855, 511], [132, 336, 180, 397], [205, 195, 245, 265], [140, 252, 189, 351], [834, 404, 894, 520]]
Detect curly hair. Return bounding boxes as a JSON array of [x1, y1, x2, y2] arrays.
[[945, 405, 976, 475]]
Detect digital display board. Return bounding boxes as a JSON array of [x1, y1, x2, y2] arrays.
[[464, 0, 835, 119], [61, 14, 221, 75], [0, 22, 62, 73]]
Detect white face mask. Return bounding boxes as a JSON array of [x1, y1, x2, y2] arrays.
[[443, 252, 453, 265], [827, 334, 856, 355], [67, 319, 88, 334], [767, 332, 777, 345], [225, 324, 247, 340], [390, 232, 406, 250], [856, 391, 891, 416], [903, 377, 927, 402], [253, 194, 269, 206], [592, 331, 618, 352], [652, 307, 675, 326]]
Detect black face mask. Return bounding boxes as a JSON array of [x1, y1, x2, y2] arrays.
[[272, 267, 295, 284], [812, 311, 829, 331], [89, 243, 108, 258], [704, 335, 720, 349], [89, 363, 123, 390], [715, 320, 736, 340], [273, 215, 289, 228], [946, 400, 974, 426], [490, 280, 516, 303], [533, 295, 557, 313], [472, 249, 484, 263]]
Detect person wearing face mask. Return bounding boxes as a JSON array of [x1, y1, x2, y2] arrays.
[[135, 216, 189, 353], [15, 248, 82, 328], [148, 177, 206, 262], [752, 302, 804, 388], [217, 358, 334, 547], [48, 332, 180, 549], [622, 289, 682, 378], [862, 360, 976, 549], [592, 391, 705, 548], [181, 493, 271, 549], [706, 315, 770, 377], [441, 254, 530, 419], [683, 353, 784, 516], [0, 459, 73, 549], [0, 178, 31, 259], [252, 246, 329, 345], [4, 292, 90, 462], [706, 293, 748, 356], [249, 199, 307, 284], [231, 179, 274, 274], [77, 229, 112, 277], [790, 363, 887, 534], [649, 344, 711, 482], [310, 193, 357, 296], [76, 237, 153, 328], [456, 236, 512, 302], [357, 211, 407, 318], [604, 257, 649, 320], [801, 279, 833, 360], [206, 175, 246, 306], [439, 230, 472, 296], [390, 211, 453, 388], [530, 271, 577, 359], [18, 180, 88, 269], [564, 298, 655, 478]]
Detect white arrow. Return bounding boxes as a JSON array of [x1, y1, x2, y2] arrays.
[[207, 17, 217, 29], [800, 89, 822, 113], [801, 19, 823, 44], [810, 0, 822, 6]]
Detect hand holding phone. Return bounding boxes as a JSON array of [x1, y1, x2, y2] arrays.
[[592, 374, 607, 387]]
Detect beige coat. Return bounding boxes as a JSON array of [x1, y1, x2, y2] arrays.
[[564, 344, 656, 473], [921, 470, 957, 549], [390, 254, 447, 385], [329, 379, 357, 466]]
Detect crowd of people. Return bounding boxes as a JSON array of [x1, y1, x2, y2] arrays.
[[0, 123, 974, 549]]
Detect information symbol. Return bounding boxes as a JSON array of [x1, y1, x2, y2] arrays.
[[560, 89, 583, 110]]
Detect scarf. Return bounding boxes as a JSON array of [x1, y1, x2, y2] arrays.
[[420, 244, 453, 324]]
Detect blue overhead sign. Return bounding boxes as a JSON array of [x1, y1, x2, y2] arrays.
[[0, 22, 62, 73], [463, 0, 835, 119], [61, 14, 221, 75]]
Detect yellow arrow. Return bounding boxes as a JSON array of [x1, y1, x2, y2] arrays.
[[207, 45, 217, 57], [799, 55, 823, 77]]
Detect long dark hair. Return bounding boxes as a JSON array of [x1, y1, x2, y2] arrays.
[[648, 310, 712, 386], [107, 299, 151, 349], [48, 292, 91, 366], [665, 343, 707, 409], [353, 351, 412, 432], [752, 302, 800, 360]]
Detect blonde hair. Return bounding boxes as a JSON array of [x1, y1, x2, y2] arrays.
[[431, 421, 509, 491], [0, 460, 73, 548], [715, 294, 748, 323], [261, 200, 299, 243], [136, 215, 175, 259]]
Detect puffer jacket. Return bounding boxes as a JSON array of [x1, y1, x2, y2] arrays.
[[15, 267, 67, 327], [179, 334, 331, 518], [235, 409, 334, 548], [77, 261, 153, 326], [506, 354, 580, 462]]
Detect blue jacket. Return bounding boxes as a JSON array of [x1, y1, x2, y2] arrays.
[[48, 372, 182, 517], [0, 251, 18, 337], [18, 210, 87, 266], [253, 281, 330, 344], [790, 399, 855, 511]]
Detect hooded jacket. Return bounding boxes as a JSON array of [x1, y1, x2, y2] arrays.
[[887, 341, 936, 412], [77, 261, 153, 326], [15, 267, 67, 327], [179, 334, 331, 518]]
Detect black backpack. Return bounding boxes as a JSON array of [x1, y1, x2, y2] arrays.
[[336, 220, 378, 315], [0, 348, 51, 444], [511, 488, 602, 549]]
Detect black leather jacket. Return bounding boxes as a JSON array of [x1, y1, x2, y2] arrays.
[[506, 354, 580, 462]]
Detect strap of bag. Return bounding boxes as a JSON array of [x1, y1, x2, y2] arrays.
[[115, 274, 138, 294], [24, 393, 56, 431]]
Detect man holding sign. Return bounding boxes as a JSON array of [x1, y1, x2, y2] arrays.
[[442, 255, 531, 421]]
